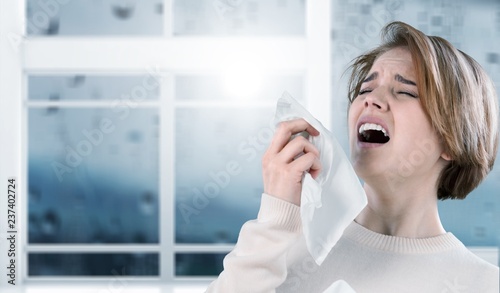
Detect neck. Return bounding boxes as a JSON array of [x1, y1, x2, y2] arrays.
[[355, 180, 446, 238]]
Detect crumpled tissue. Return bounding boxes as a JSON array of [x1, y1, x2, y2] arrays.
[[273, 92, 367, 266]]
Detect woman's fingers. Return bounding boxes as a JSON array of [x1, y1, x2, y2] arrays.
[[276, 135, 320, 163], [290, 152, 322, 179], [267, 119, 320, 156], [262, 146, 321, 205], [262, 119, 322, 205]]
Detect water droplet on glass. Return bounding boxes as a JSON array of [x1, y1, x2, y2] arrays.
[[133, 231, 147, 243], [486, 53, 499, 64], [45, 18, 60, 35], [215, 231, 230, 243], [112, 2, 135, 20], [49, 93, 60, 101], [41, 210, 60, 236], [155, 2, 163, 15], [139, 191, 156, 215], [128, 130, 142, 143], [67, 75, 86, 88], [29, 186, 42, 203]]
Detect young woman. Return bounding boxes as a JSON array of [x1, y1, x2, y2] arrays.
[[206, 21, 499, 292]]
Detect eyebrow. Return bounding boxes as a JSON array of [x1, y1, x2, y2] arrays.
[[362, 72, 378, 83], [362, 72, 417, 86], [395, 74, 417, 86]]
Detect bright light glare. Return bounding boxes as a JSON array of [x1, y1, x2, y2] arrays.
[[222, 58, 263, 99]]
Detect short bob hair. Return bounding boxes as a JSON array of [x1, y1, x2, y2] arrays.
[[347, 21, 499, 200]]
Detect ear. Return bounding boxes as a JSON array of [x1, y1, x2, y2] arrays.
[[440, 152, 452, 161]]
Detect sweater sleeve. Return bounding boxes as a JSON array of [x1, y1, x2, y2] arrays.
[[205, 193, 303, 293]]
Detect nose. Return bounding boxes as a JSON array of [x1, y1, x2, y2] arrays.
[[363, 88, 389, 111]]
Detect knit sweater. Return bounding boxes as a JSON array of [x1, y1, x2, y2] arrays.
[[206, 193, 499, 293]]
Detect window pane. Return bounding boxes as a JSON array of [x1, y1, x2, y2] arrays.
[[29, 75, 160, 101], [175, 75, 304, 102], [175, 253, 225, 276], [29, 253, 159, 276], [26, 0, 163, 36], [175, 107, 275, 243], [174, 0, 305, 36], [28, 108, 159, 243]]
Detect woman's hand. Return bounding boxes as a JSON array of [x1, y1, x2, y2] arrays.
[[262, 119, 322, 206]]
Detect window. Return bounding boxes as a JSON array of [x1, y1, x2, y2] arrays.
[[0, 0, 331, 287]]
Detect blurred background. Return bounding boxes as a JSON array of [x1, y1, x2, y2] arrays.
[[16, 0, 500, 282]]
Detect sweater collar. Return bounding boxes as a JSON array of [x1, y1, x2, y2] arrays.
[[343, 221, 464, 253]]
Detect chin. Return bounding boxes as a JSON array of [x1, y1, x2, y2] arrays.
[[352, 159, 388, 183]]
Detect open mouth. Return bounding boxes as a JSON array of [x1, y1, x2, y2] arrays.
[[358, 123, 390, 144]]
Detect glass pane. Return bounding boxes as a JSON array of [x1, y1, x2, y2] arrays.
[[26, 0, 163, 36], [29, 253, 159, 276], [174, 0, 305, 36], [28, 108, 159, 243], [175, 253, 225, 276], [175, 75, 304, 102], [29, 75, 160, 101], [330, 0, 500, 248], [175, 107, 275, 243]]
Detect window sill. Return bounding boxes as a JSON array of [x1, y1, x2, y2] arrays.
[[3, 248, 497, 293], [2, 282, 211, 293]]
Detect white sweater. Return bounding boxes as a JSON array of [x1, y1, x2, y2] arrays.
[[206, 193, 499, 293]]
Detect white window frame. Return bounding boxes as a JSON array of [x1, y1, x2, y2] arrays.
[[0, 0, 331, 288]]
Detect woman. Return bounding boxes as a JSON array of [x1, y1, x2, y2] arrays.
[[206, 21, 499, 292]]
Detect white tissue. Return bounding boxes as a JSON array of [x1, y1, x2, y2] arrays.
[[322, 280, 357, 293], [273, 92, 367, 265]]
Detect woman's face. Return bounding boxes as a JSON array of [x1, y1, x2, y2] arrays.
[[348, 47, 449, 189]]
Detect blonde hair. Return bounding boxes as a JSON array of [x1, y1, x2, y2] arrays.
[[347, 21, 499, 200]]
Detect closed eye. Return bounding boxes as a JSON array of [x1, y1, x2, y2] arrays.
[[359, 89, 418, 98], [359, 89, 372, 95], [398, 91, 418, 98]]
